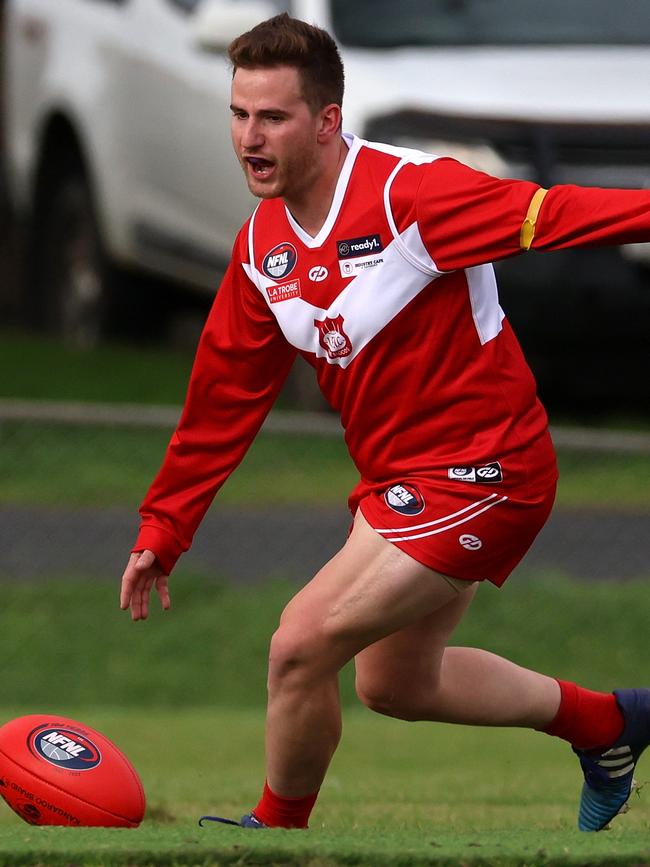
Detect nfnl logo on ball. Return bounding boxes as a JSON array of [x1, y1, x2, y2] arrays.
[[29, 727, 102, 771], [262, 242, 297, 279]]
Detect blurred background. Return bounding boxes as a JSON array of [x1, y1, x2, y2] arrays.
[[0, 0, 648, 595]]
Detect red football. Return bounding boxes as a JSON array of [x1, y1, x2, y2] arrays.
[[0, 714, 145, 827]]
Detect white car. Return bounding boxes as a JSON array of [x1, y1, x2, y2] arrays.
[[4, 0, 650, 402]]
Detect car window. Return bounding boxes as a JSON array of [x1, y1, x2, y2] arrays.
[[330, 0, 650, 47]]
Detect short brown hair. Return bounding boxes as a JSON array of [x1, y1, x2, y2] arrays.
[[228, 13, 344, 114]]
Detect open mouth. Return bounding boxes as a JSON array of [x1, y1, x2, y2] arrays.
[[245, 156, 275, 178]]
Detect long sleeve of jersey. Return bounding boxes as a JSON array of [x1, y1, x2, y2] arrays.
[[133, 226, 297, 574], [408, 157, 650, 271]]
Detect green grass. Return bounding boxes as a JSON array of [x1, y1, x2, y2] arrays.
[[2, 576, 650, 864], [1, 710, 650, 865], [555, 450, 650, 509], [0, 424, 358, 508], [0, 332, 194, 405], [2, 329, 649, 509], [0, 575, 649, 711], [1, 420, 650, 510]]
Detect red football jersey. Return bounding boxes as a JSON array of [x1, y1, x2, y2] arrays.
[[135, 134, 650, 574]]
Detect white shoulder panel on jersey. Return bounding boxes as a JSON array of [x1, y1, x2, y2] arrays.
[[359, 135, 441, 165], [382, 155, 504, 347], [465, 266, 505, 345]]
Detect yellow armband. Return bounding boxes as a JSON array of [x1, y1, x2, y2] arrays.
[[519, 187, 548, 251]]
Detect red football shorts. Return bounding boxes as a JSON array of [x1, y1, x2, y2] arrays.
[[358, 467, 556, 588]]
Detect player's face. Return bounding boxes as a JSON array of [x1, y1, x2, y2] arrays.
[[230, 66, 324, 202]]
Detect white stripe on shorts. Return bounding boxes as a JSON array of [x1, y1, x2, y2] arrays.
[[374, 492, 501, 534], [377, 494, 509, 542]]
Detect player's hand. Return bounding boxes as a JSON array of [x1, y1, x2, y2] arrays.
[[119, 550, 171, 621]]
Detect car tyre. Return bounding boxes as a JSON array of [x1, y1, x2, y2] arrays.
[[33, 169, 114, 349]]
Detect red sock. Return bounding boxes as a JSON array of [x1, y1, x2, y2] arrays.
[[252, 780, 319, 829], [542, 680, 624, 750]]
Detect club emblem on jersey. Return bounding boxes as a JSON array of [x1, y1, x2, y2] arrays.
[[262, 242, 297, 279], [384, 483, 425, 516], [314, 315, 352, 359]]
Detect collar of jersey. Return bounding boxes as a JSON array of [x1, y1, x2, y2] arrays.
[[284, 132, 360, 249]]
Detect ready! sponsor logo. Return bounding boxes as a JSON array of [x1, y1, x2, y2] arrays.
[[337, 234, 383, 259], [262, 242, 297, 279], [29, 726, 102, 771], [267, 279, 301, 304], [448, 462, 503, 484]]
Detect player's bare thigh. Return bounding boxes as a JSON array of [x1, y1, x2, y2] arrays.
[[275, 511, 470, 669], [354, 583, 476, 715]]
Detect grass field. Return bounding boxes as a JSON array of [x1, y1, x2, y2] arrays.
[[0, 332, 194, 405], [2, 711, 650, 866], [1, 333, 649, 863], [2, 420, 650, 511], [2, 575, 650, 709], [2, 577, 650, 864], [2, 329, 650, 510]]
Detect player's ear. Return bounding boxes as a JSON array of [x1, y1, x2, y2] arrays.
[[317, 103, 342, 142]]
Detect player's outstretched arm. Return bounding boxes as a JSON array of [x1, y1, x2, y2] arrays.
[[119, 550, 170, 622]]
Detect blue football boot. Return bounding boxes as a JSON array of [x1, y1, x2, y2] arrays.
[[574, 688, 650, 831], [199, 812, 267, 829]]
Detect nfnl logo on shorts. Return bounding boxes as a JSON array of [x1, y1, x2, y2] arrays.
[[448, 462, 503, 484], [267, 279, 301, 304], [29, 727, 102, 771], [337, 234, 383, 259], [263, 242, 297, 279], [384, 483, 425, 516]]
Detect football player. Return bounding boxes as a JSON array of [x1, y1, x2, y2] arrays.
[[120, 13, 650, 833]]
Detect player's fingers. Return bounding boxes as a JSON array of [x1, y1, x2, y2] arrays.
[[131, 575, 155, 622], [134, 549, 157, 572], [119, 553, 142, 610], [128, 579, 143, 620], [155, 575, 171, 611]]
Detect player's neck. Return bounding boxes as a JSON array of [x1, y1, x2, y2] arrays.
[[284, 137, 348, 238]]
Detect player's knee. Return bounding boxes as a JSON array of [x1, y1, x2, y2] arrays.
[[267, 625, 327, 689], [355, 678, 424, 722]]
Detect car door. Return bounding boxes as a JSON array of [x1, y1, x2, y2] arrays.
[[113, 0, 257, 291]]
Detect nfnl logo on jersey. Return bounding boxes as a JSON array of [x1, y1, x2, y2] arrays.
[[384, 483, 425, 516], [267, 279, 301, 304], [29, 727, 102, 771], [263, 242, 297, 279], [314, 315, 352, 359]]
